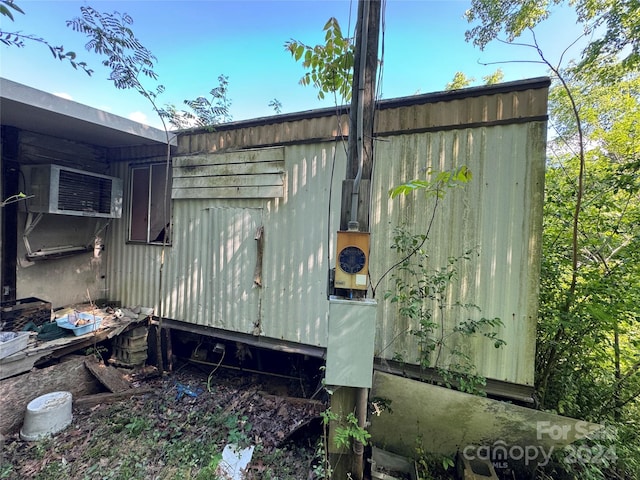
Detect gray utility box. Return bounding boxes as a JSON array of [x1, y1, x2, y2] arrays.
[[325, 296, 377, 388]]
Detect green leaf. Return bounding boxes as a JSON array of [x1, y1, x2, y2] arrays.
[[0, 5, 12, 20]]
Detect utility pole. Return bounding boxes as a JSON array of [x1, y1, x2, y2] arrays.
[[333, 2, 381, 479], [340, 0, 381, 233]]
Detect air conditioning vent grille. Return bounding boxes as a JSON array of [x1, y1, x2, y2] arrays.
[[23, 164, 123, 218], [58, 170, 113, 215]]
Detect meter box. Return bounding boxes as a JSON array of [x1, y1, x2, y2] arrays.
[[334, 230, 370, 291]]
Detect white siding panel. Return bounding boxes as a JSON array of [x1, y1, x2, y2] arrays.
[[370, 123, 545, 386], [106, 142, 347, 348]]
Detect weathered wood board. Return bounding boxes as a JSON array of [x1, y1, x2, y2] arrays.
[[84, 356, 131, 393]]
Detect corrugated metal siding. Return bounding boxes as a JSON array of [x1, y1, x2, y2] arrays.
[[369, 123, 545, 385], [106, 142, 347, 347], [104, 80, 548, 385], [375, 88, 547, 134], [258, 143, 346, 345], [166, 204, 263, 330]]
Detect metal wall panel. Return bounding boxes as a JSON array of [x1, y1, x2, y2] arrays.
[[369, 123, 546, 386], [104, 80, 548, 385], [106, 142, 348, 348], [257, 143, 346, 346], [166, 204, 263, 331]]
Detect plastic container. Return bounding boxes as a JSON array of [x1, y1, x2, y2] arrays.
[[56, 313, 102, 336], [0, 331, 30, 359], [20, 391, 73, 441]]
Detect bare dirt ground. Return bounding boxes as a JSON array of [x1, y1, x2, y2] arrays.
[[0, 360, 326, 479]]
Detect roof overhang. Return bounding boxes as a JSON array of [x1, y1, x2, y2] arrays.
[[0, 77, 173, 148]]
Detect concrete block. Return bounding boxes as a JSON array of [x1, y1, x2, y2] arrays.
[[113, 333, 147, 350], [113, 347, 147, 366], [457, 454, 498, 480]]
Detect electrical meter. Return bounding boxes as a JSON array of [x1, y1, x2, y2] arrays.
[[334, 231, 370, 291]]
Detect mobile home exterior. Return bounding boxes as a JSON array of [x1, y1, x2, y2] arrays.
[[0, 77, 549, 394], [106, 77, 549, 391]]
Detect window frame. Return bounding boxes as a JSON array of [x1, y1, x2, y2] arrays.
[[127, 162, 172, 245]]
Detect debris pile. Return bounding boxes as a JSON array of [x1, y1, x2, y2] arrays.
[[0, 361, 324, 479]]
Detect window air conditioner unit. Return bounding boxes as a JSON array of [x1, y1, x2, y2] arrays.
[[24, 164, 123, 218]]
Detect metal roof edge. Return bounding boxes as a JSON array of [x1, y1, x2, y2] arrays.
[[376, 76, 552, 110], [178, 76, 552, 134]]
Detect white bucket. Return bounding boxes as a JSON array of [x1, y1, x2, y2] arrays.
[[20, 391, 73, 441]]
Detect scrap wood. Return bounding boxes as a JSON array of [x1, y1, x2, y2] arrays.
[[222, 388, 257, 416], [74, 387, 153, 409], [257, 391, 324, 409], [84, 356, 131, 393]]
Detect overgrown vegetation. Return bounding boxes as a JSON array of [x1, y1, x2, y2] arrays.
[[386, 226, 505, 395], [312, 407, 373, 479], [531, 67, 640, 480], [465, 1, 640, 478], [159, 74, 233, 130], [380, 167, 506, 396], [0, 0, 91, 74], [285, 17, 354, 102], [415, 436, 455, 480]]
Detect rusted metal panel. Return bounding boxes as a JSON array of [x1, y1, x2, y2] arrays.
[[174, 81, 549, 157], [375, 88, 548, 136]]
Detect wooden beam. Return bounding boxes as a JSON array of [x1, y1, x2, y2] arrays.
[[174, 162, 284, 178], [172, 173, 283, 189], [74, 388, 153, 410], [173, 147, 284, 167], [84, 356, 132, 393]]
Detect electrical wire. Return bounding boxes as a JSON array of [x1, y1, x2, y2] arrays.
[[206, 349, 226, 393]]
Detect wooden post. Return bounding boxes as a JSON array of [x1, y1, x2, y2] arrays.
[[337, 2, 382, 479], [346, 0, 382, 195]]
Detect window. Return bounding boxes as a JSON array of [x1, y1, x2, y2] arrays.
[[129, 163, 171, 244]]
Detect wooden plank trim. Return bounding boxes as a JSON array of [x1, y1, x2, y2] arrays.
[[172, 185, 284, 199], [173, 161, 284, 178], [173, 147, 284, 167], [173, 174, 283, 189]]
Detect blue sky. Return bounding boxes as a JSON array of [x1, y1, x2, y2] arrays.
[[1, 0, 586, 128]]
